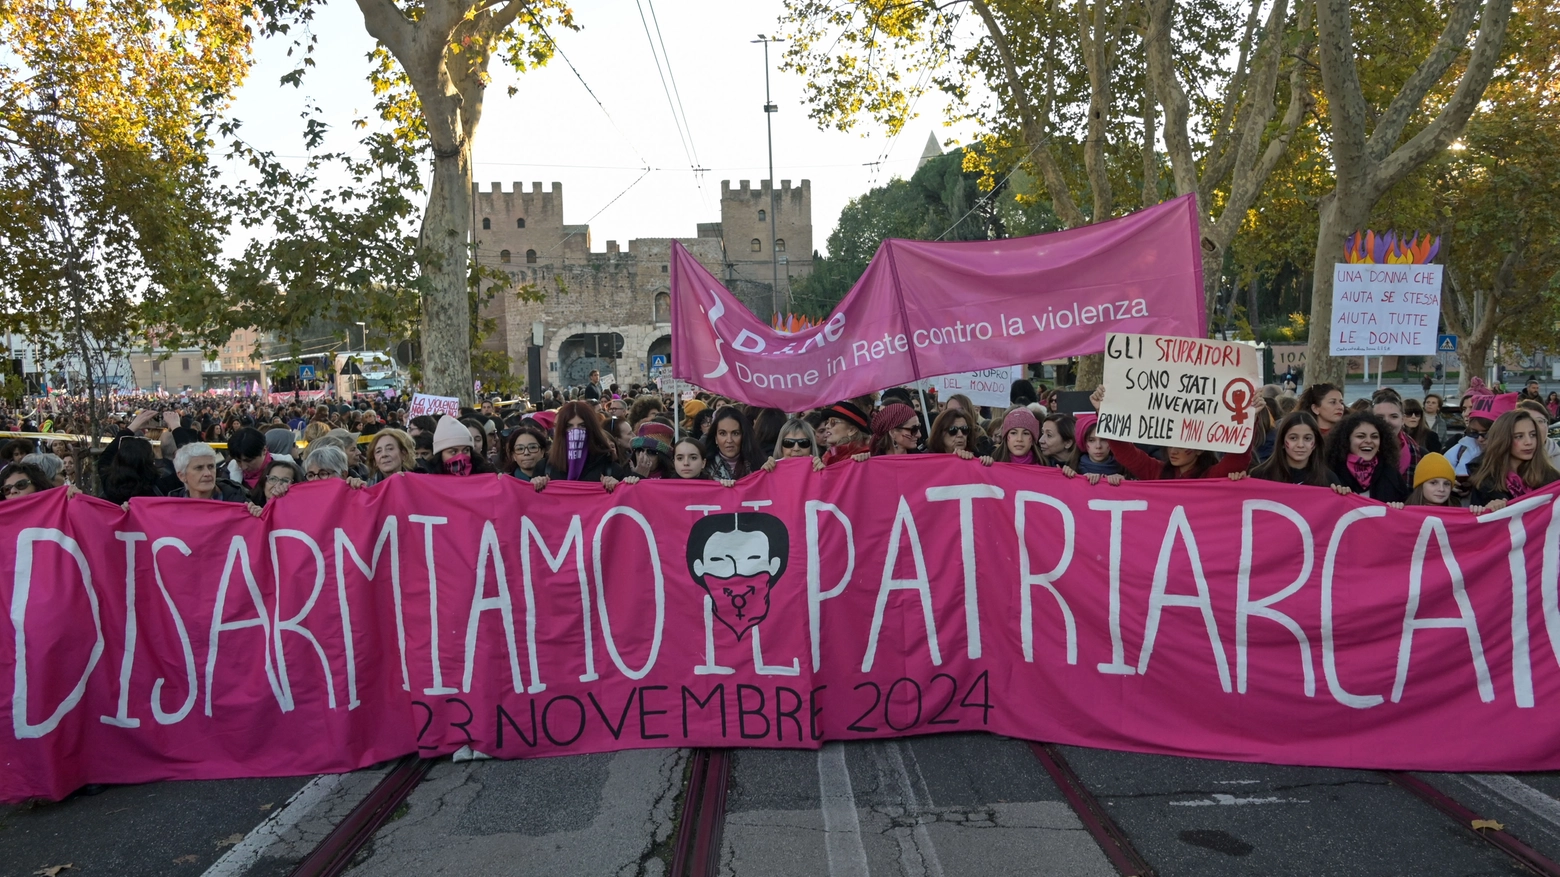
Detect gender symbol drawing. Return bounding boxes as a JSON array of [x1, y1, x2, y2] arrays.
[[685, 512, 791, 640]]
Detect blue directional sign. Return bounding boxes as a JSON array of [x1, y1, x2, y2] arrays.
[[1437, 334, 1458, 353], [649, 354, 669, 369], [298, 364, 317, 380]]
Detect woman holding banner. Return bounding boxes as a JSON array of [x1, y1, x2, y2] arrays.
[[366, 429, 418, 484], [1061, 414, 1124, 485], [819, 401, 872, 466], [1298, 383, 1347, 435], [426, 415, 497, 478], [1087, 385, 1252, 480], [977, 408, 1045, 466], [761, 418, 826, 471], [1467, 409, 1559, 513], [540, 401, 624, 490], [928, 408, 977, 459], [1323, 410, 1409, 502], [1038, 414, 1080, 469], [1249, 412, 1348, 490], [863, 403, 922, 458], [705, 406, 763, 480]]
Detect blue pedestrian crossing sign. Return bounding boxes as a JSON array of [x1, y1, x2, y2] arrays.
[[649, 354, 669, 369], [298, 364, 316, 380], [1437, 334, 1458, 353]]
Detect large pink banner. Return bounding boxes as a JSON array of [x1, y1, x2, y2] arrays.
[[4, 461, 1560, 802], [670, 195, 1206, 410]]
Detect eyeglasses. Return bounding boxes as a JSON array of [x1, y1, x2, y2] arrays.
[[305, 470, 337, 481], [1468, 430, 1488, 440], [946, 426, 970, 435], [894, 424, 923, 435], [2, 480, 31, 496], [781, 437, 812, 449], [514, 444, 542, 454], [265, 476, 294, 487]]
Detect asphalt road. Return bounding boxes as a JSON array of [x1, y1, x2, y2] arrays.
[[10, 738, 1560, 877]]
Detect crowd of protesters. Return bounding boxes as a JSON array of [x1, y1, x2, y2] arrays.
[[2, 364, 1557, 517]]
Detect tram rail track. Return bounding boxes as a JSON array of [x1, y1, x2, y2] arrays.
[[258, 742, 1560, 877]]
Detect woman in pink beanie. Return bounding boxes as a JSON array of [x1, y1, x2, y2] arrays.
[[977, 407, 1043, 466]]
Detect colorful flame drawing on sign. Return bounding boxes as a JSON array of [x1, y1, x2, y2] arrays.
[[1343, 230, 1441, 265], [770, 313, 822, 334]]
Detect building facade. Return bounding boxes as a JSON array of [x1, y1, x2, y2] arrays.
[[473, 179, 812, 389]]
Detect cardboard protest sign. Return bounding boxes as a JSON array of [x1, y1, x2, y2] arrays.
[[7, 465, 1560, 803], [1097, 332, 1261, 453], [921, 366, 1020, 408], [1329, 264, 1442, 356], [407, 393, 460, 418]]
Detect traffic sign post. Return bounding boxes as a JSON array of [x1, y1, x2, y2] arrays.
[[298, 365, 316, 381], [1437, 334, 1458, 353]]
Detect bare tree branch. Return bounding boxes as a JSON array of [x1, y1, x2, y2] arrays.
[[969, 0, 1086, 227], [1372, 0, 1513, 197], [1366, 0, 1481, 161]]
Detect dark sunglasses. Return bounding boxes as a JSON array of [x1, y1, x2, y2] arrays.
[[894, 424, 923, 435], [781, 437, 812, 449], [1467, 429, 1488, 440], [946, 426, 970, 435]]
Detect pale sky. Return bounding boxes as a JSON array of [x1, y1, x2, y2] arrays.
[[223, 0, 982, 258]]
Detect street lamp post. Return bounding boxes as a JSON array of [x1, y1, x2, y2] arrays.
[[753, 34, 784, 318]]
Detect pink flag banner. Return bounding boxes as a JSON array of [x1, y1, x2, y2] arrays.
[[670, 194, 1207, 410], [4, 462, 1559, 803]]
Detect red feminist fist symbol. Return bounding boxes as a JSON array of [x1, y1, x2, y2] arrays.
[[1223, 379, 1255, 425]]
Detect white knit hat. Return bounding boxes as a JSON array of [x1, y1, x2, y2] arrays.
[[431, 415, 474, 454]]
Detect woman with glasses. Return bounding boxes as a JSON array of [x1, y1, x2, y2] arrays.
[[861, 403, 922, 459], [928, 408, 976, 459], [303, 445, 369, 488], [762, 418, 826, 472], [502, 425, 549, 483], [250, 459, 307, 507], [1401, 398, 1442, 453], [1447, 411, 1495, 476], [0, 462, 52, 501], [622, 422, 675, 482]]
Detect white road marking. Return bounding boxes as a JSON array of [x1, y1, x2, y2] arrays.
[[1170, 793, 1308, 807], [817, 743, 871, 877], [885, 742, 945, 877], [1214, 780, 1262, 785], [1468, 774, 1560, 829], [200, 773, 344, 877]]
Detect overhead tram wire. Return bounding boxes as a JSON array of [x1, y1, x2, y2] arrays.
[[535, 21, 653, 170], [931, 138, 1043, 241], [634, 0, 711, 213]]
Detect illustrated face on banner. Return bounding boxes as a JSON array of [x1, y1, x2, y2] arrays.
[[685, 512, 790, 640]]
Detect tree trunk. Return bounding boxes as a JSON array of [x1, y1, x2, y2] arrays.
[[419, 126, 475, 402], [1457, 339, 1489, 398], [1200, 245, 1223, 329], [1303, 192, 1366, 387]]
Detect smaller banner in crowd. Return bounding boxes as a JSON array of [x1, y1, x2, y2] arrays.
[[1330, 230, 1443, 357], [671, 194, 1206, 411], [268, 390, 331, 405], [920, 367, 1021, 408], [407, 393, 461, 418], [1097, 333, 1261, 453]]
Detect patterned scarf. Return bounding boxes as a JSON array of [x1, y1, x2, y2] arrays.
[[1397, 431, 1413, 478], [1346, 453, 1378, 489], [566, 427, 587, 481], [444, 452, 471, 477], [1077, 455, 1122, 476], [1507, 471, 1532, 499]]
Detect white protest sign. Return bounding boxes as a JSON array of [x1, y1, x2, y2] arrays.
[[407, 393, 461, 418], [920, 366, 1021, 408], [1097, 333, 1261, 453], [1329, 263, 1442, 355]]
